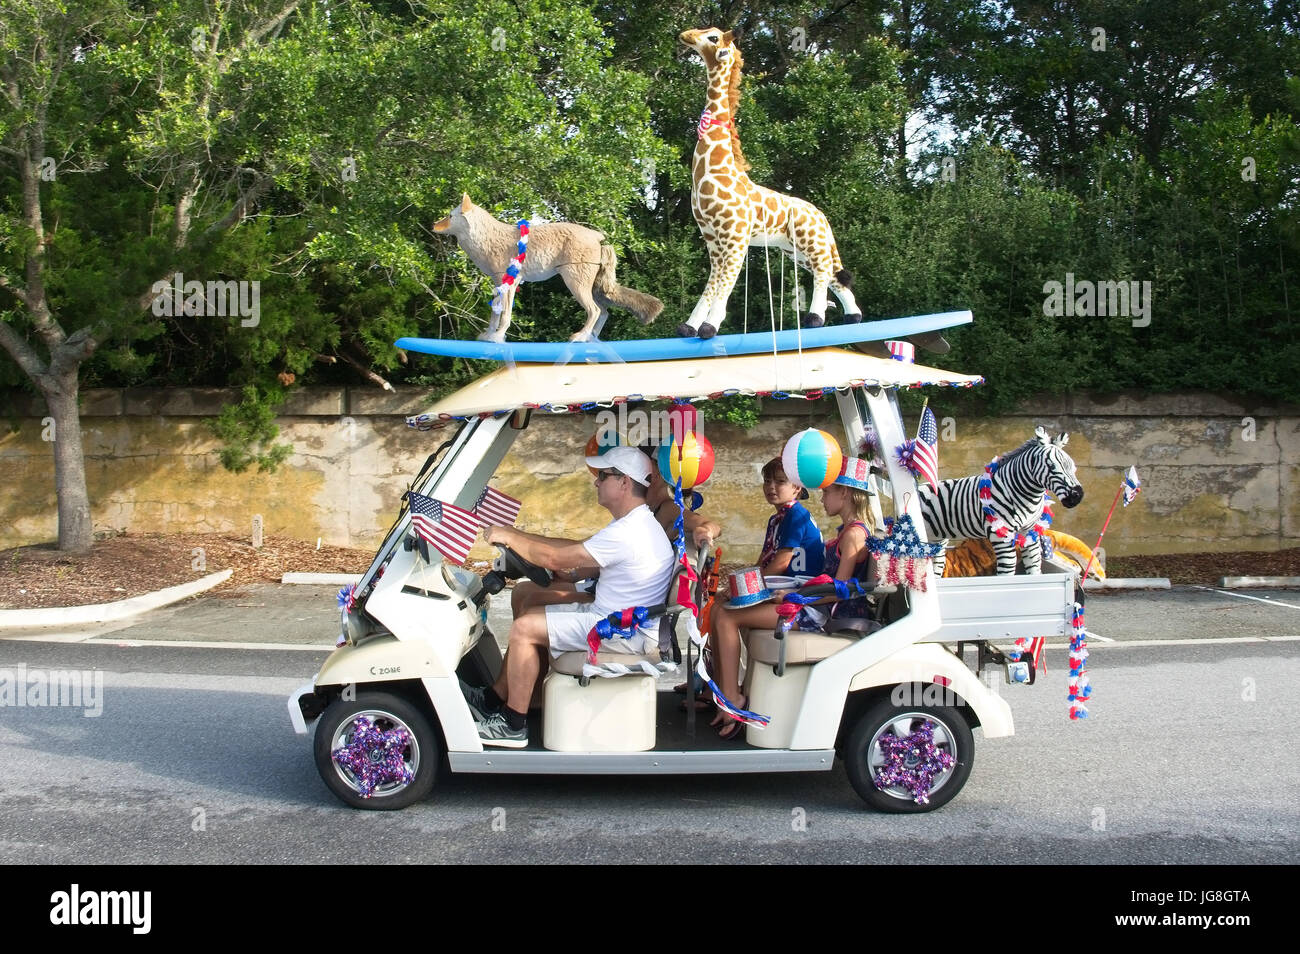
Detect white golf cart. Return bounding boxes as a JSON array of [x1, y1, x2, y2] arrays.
[[288, 348, 1077, 812]]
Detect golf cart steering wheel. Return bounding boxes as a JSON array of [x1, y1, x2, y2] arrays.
[[493, 544, 553, 588]]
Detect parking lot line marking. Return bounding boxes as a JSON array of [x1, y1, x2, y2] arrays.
[[0, 636, 335, 652], [1193, 586, 1300, 610]]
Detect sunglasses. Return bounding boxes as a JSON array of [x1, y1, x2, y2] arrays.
[[595, 469, 625, 483]]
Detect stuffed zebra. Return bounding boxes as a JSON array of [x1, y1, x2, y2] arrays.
[[919, 427, 1085, 576]]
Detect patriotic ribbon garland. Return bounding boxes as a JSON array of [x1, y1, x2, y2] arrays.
[[403, 380, 986, 430], [1009, 602, 1092, 720], [490, 220, 530, 316], [773, 575, 866, 633], [665, 474, 770, 729], [585, 605, 652, 663]]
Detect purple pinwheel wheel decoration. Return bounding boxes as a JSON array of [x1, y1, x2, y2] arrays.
[[330, 716, 415, 798], [873, 719, 956, 805]]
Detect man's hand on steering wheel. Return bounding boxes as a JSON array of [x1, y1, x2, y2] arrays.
[[482, 524, 552, 587]]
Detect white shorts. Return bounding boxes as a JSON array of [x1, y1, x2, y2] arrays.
[[545, 602, 655, 657]]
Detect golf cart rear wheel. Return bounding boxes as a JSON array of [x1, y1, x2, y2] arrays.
[[844, 696, 974, 813], [314, 690, 438, 810]]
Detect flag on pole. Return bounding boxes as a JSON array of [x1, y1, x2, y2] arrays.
[[913, 406, 940, 489], [474, 485, 522, 526], [407, 491, 482, 564], [1121, 466, 1141, 506]]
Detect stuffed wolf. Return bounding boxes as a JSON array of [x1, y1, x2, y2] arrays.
[[434, 194, 663, 342]]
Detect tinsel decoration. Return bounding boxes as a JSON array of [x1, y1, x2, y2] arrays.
[[1009, 601, 1092, 720], [873, 720, 956, 805], [337, 583, 357, 619], [330, 716, 415, 798], [894, 438, 924, 480], [860, 426, 880, 458], [490, 220, 530, 316], [868, 512, 945, 592]]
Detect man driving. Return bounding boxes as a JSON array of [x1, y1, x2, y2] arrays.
[[465, 446, 676, 747]]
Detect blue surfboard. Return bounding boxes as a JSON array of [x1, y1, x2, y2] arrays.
[[396, 309, 971, 364]]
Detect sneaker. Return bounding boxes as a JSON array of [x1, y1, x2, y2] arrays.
[[458, 678, 498, 722], [476, 711, 528, 748]]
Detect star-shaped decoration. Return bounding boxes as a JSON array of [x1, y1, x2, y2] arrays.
[[873, 720, 956, 804], [331, 716, 415, 798]]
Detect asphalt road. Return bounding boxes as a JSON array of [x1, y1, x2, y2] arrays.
[[1, 584, 1297, 863]]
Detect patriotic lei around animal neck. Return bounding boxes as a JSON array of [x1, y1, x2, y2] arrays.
[[697, 110, 734, 138], [490, 220, 530, 316], [978, 456, 1054, 551]]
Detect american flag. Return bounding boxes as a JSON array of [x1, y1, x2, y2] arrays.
[[407, 491, 482, 564], [1121, 465, 1141, 506], [474, 485, 522, 526], [913, 406, 940, 489]]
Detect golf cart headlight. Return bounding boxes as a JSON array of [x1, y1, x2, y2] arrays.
[[441, 562, 479, 594]]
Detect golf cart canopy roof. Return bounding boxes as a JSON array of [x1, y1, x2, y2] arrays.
[[409, 348, 982, 426]]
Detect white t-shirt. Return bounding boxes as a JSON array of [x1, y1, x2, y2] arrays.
[[581, 504, 677, 617]]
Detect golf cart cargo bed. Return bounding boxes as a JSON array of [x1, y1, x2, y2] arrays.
[[929, 574, 1075, 643]]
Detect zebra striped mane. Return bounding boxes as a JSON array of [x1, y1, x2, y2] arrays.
[[996, 438, 1044, 468]]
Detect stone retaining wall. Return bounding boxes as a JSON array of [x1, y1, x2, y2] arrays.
[[2, 387, 1296, 557]]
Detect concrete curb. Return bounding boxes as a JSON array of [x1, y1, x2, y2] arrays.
[[281, 572, 361, 585], [1082, 577, 1171, 590], [0, 569, 234, 629], [1220, 576, 1300, 588]]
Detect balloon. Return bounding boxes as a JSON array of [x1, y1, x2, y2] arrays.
[[657, 431, 715, 489], [585, 431, 622, 477], [781, 428, 843, 489]]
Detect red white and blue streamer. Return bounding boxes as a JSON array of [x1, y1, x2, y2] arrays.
[[1009, 601, 1091, 720]]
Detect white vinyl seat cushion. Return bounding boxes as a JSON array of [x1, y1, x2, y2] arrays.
[[745, 629, 857, 666]]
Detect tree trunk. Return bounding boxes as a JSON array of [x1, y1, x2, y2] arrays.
[[40, 370, 93, 552]]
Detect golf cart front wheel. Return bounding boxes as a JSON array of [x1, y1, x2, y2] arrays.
[[314, 690, 439, 810], [844, 695, 974, 813]]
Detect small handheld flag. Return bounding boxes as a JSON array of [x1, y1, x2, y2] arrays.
[[913, 405, 940, 489], [474, 485, 522, 526], [1121, 466, 1141, 506], [407, 491, 482, 564]]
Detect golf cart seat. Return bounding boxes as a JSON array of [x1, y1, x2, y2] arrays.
[[742, 591, 895, 750], [549, 544, 698, 680], [746, 630, 857, 666], [543, 552, 697, 753], [549, 646, 662, 676]]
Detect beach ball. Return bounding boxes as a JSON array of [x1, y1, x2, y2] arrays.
[[585, 431, 622, 477], [658, 431, 715, 489], [782, 428, 843, 489]]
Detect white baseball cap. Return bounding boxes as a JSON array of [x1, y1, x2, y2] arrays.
[[585, 446, 652, 487]]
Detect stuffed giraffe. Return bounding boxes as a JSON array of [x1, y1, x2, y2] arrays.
[[677, 27, 862, 339]]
